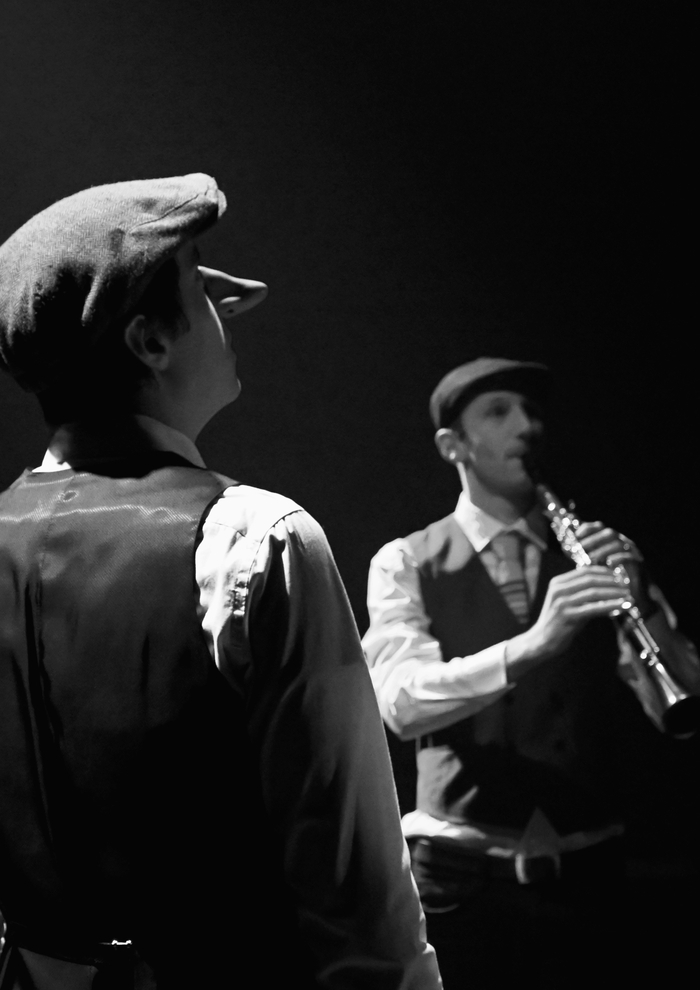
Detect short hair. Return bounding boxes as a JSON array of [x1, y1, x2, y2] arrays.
[[37, 257, 188, 426]]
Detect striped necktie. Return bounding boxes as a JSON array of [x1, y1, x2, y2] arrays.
[[490, 530, 530, 623]]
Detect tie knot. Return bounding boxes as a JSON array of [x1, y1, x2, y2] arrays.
[[491, 530, 528, 562]]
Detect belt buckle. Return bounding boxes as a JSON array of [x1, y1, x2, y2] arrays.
[[515, 851, 561, 884]]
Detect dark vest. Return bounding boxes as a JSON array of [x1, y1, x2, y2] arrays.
[[409, 514, 623, 837], [0, 457, 315, 986]]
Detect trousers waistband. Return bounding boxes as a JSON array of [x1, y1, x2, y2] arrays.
[[411, 835, 624, 887]]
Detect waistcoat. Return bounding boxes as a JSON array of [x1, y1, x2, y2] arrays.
[[409, 514, 624, 837], [0, 456, 313, 984]]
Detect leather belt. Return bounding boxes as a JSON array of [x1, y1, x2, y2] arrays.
[[411, 834, 624, 894], [411, 837, 560, 886]]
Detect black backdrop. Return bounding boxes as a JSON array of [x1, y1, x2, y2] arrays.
[[1, 0, 696, 871]]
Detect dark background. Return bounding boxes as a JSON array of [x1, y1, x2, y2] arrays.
[[1, 1, 696, 872]]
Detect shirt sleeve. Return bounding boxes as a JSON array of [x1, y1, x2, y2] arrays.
[[362, 538, 511, 741], [197, 497, 442, 990]]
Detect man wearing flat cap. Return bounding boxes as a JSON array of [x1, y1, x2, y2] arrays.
[[362, 357, 699, 988], [0, 176, 441, 989]]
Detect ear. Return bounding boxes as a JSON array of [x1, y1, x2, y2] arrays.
[[123, 315, 171, 372], [434, 427, 470, 466]]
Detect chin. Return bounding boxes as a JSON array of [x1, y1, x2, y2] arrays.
[[503, 474, 535, 500]]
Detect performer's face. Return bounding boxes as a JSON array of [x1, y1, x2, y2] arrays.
[[169, 242, 267, 416], [456, 389, 544, 499]]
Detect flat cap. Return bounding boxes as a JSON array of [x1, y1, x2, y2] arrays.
[[430, 356, 551, 429], [0, 173, 226, 392]]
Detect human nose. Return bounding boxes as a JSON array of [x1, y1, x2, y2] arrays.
[[200, 266, 268, 318], [513, 405, 542, 438]]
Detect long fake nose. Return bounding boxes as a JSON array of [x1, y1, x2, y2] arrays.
[[200, 266, 268, 319]]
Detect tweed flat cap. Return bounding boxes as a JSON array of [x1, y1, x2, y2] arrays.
[[0, 173, 226, 392], [430, 356, 551, 429]]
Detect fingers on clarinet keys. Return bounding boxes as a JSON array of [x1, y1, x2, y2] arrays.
[[617, 531, 642, 556], [608, 538, 643, 565], [577, 523, 642, 566], [536, 571, 629, 657], [550, 568, 629, 617], [610, 599, 635, 619]]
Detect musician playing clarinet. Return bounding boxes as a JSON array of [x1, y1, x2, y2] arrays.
[[362, 356, 700, 989]]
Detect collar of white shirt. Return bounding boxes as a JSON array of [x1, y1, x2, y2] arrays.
[[34, 415, 206, 472], [453, 490, 547, 553]]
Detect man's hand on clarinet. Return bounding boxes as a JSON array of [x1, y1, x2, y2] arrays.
[[527, 566, 630, 659], [576, 520, 655, 617], [505, 565, 630, 678]]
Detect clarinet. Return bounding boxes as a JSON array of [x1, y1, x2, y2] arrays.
[[535, 480, 700, 738]]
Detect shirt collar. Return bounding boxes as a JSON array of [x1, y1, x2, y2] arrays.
[[36, 414, 206, 472], [454, 490, 548, 552], [133, 415, 206, 468]]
